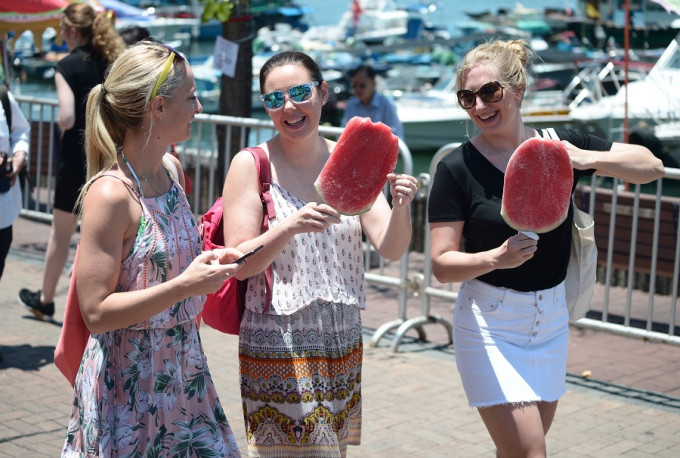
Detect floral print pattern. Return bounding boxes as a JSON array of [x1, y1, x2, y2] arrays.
[[244, 183, 366, 315], [62, 180, 240, 457]]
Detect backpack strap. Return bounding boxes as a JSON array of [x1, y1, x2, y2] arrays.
[[244, 146, 275, 308]]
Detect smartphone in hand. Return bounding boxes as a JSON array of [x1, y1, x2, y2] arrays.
[[234, 245, 264, 264]]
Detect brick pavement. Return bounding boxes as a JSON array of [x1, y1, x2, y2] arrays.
[[1, 216, 680, 457]]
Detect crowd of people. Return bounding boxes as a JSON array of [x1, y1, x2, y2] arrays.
[[1, 4, 666, 455]]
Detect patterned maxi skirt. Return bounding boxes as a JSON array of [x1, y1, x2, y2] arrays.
[[239, 301, 363, 458]]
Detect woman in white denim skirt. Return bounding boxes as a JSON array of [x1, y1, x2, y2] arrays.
[[427, 39, 664, 457]]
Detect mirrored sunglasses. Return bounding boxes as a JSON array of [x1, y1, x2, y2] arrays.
[[260, 81, 320, 110], [456, 81, 504, 109]]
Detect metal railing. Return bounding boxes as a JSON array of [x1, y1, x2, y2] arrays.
[[410, 142, 680, 352], [16, 94, 680, 351], [15, 94, 418, 346]]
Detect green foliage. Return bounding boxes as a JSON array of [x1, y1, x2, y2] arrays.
[[200, 0, 234, 23]]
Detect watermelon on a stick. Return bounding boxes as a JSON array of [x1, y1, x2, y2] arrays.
[[314, 116, 399, 215], [501, 137, 573, 239]]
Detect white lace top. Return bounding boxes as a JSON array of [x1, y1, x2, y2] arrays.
[[244, 182, 366, 315]]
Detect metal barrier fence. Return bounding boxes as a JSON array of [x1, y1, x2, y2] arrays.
[[16, 94, 680, 351], [406, 142, 680, 353], [15, 94, 416, 346]]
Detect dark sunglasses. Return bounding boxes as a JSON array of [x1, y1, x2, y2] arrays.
[[260, 81, 320, 110], [456, 81, 504, 109]]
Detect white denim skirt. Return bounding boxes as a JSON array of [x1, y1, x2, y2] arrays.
[[453, 279, 569, 407]]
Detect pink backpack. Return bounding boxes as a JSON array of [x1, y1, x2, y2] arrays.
[[199, 147, 274, 334]]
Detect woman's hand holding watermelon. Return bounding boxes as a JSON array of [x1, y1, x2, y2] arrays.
[[562, 139, 663, 183], [288, 202, 342, 234], [386, 173, 418, 208], [559, 140, 590, 170], [494, 233, 538, 270]]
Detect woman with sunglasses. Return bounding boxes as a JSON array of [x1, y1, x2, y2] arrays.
[[60, 40, 242, 457], [428, 39, 663, 457], [341, 64, 404, 140], [221, 51, 417, 457]]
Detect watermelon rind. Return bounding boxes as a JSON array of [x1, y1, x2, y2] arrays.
[[314, 116, 399, 215], [314, 182, 376, 216]]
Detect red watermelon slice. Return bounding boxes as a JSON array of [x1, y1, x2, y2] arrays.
[[314, 116, 399, 215], [501, 137, 573, 237]]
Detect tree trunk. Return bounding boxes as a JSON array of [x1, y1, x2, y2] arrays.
[[215, 0, 253, 193]]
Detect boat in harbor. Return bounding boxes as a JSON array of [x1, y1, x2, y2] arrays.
[[99, 0, 197, 47], [389, 56, 653, 151], [569, 32, 680, 146], [300, 0, 449, 48], [562, 0, 680, 50], [130, 0, 313, 41]]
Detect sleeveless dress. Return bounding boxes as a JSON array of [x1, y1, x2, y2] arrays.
[[239, 182, 365, 458], [62, 174, 240, 457]]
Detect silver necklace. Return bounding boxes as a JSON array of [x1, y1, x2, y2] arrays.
[[488, 126, 529, 162], [119, 148, 166, 198]]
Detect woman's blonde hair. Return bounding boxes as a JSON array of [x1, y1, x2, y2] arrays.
[[78, 41, 187, 206], [62, 3, 125, 64], [456, 39, 534, 99]]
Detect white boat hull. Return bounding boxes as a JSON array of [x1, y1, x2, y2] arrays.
[[397, 99, 577, 150]]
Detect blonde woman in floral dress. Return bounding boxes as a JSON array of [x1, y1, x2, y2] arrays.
[[61, 40, 241, 457]]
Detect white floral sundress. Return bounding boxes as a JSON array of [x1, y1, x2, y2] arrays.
[[62, 176, 240, 457], [239, 182, 365, 458]]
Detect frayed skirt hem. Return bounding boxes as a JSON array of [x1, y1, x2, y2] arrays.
[[471, 390, 565, 409]]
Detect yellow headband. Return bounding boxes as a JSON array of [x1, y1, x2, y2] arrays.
[[151, 52, 176, 99]]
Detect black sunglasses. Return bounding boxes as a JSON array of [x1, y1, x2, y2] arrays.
[[456, 81, 504, 109], [260, 81, 320, 110]]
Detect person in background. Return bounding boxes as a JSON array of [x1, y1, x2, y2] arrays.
[[60, 39, 241, 457], [221, 50, 417, 457], [118, 24, 151, 46], [19, 3, 125, 321], [427, 39, 664, 457], [0, 87, 30, 281], [341, 64, 404, 140]]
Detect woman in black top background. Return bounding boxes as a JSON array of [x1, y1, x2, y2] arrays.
[[19, 3, 124, 321]]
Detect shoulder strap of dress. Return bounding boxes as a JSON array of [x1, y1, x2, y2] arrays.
[[89, 173, 140, 196]]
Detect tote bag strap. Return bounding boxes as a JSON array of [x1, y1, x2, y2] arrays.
[[542, 127, 559, 141]]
